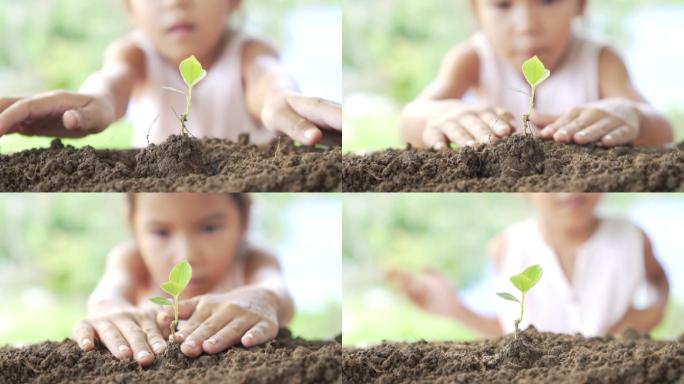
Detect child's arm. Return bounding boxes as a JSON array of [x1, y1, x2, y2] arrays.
[[399, 43, 515, 149], [609, 232, 669, 334], [241, 39, 341, 146], [538, 48, 674, 147], [72, 243, 166, 367], [158, 249, 294, 358], [0, 37, 144, 138]]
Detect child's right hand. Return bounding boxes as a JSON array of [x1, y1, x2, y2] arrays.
[[0, 91, 115, 138], [385, 267, 465, 319], [423, 106, 515, 150], [72, 305, 168, 367]]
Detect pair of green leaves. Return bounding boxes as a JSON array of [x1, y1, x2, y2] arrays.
[[149, 260, 193, 306], [496, 264, 543, 303], [522, 56, 550, 90], [162, 55, 207, 96]]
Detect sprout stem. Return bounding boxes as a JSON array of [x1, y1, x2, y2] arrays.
[[171, 295, 179, 342]]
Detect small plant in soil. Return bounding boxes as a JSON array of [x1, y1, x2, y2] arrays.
[[497, 264, 543, 338], [521, 56, 550, 135], [163, 55, 207, 135], [149, 260, 193, 342]]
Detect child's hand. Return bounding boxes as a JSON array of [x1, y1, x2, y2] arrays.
[[261, 92, 341, 146], [385, 267, 465, 319], [538, 101, 640, 147], [423, 106, 515, 150], [158, 286, 279, 358], [72, 306, 169, 367], [0, 91, 115, 137]]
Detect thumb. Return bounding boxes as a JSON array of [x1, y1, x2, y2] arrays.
[[62, 100, 110, 132], [529, 112, 558, 129], [156, 297, 199, 327]]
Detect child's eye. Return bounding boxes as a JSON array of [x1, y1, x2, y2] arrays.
[[152, 229, 170, 238], [491, 0, 512, 10], [541, 0, 560, 5], [202, 224, 222, 234]]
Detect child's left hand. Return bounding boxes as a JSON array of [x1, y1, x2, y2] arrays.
[[157, 286, 279, 358], [534, 100, 641, 147], [261, 92, 342, 147]]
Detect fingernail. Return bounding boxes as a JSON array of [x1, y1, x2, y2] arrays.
[[176, 333, 185, 340], [466, 140, 475, 146], [577, 131, 587, 137], [184, 340, 196, 349], [557, 130, 568, 139], [434, 143, 445, 150], [136, 351, 150, 360], [303, 129, 318, 142], [604, 134, 613, 141], [81, 339, 93, 349], [118, 345, 130, 353], [153, 342, 165, 353], [206, 338, 217, 345]]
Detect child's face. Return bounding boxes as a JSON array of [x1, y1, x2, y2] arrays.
[[527, 193, 601, 225], [131, 193, 246, 298], [126, 0, 240, 65], [471, 0, 586, 71]]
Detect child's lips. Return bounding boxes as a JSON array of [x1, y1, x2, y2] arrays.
[[167, 23, 196, 38]]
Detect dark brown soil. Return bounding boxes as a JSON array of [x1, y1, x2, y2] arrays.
[[0, 134, 341, 192], [343, 134, 684, 191], [0, 329, 341, 384], [342, 327, 684, 384]]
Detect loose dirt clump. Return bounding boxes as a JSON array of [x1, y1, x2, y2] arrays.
[[0, 135, 341, 192], [342, 326, 684, 384], [0, 329, 341, 384], [343, 134, 684, 191]]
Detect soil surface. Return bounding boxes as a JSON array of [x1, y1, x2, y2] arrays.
[[343, 327, 684, 384], [0, 329, 341, 384], [343, 134, 684, 191], [0, 135, 341, 192]]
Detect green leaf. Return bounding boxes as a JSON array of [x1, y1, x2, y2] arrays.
[[496, 292, 520, 303], [149, 296, 172, 306], [161, 281, 183, 297], [169, 260, 192, 290], [179, 55, 207, 88], [522, 56, 550, 88], [510, 264, 543, 293]]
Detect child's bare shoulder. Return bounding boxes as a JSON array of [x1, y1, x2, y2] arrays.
[[105, 242, 146, 282], [421, 41, 480, 98]]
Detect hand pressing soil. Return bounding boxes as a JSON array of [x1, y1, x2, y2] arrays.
[[342, 326, 684, 384], [0, 329, 342, 384], [343, 134, 684, 192]]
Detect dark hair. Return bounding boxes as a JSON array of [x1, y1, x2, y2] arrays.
[[126, 193, 251, 224]]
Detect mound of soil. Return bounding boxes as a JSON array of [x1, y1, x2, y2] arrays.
[[343, 135, 684, 191], [0, 329, 341, 384], [0, 135, 341, 192], [343, 327, 684, 384]]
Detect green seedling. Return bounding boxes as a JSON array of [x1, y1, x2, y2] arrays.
[[521, 56, 550, 135], [149, 260, 193, 342], [496, 264, 543, 338], [163, 55, 207, 135]]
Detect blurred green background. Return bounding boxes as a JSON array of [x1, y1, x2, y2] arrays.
[[343, 193, 684, 346], [0, 0, 340, 154], [0, 193, 341, 346], [343, 0, 684, 153]]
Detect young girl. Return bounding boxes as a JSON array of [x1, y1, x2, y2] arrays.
[[400, 0, 673, 150], [388, 193, 669, 337], [0, 0, 341, 147], [72, 193, 293, 367]]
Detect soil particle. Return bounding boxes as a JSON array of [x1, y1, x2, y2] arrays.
[[343, 134, 684, 191], [0, 134, 341, 192], [342, 327, 684, 384], [0, 329, 341, 384]]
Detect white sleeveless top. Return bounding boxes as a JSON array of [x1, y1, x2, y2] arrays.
[[127, 29, 275, 147], [494, 218, 646, 336], [471, 32, 604, 128]]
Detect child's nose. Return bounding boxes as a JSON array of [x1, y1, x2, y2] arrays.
[[175, 238, 201, 265], [515, 3, 542, 35]]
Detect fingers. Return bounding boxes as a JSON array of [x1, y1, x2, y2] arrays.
[[601, 125, 637, 147], [139, 315, 167, 355], [112, 317, 154, 367], [441, 121, 476, 147], [0, 91, 74, 135], [553, 109, 602, 143], [423, 124, 448, 150], [481, 109, 512, 137], [574, 118, 622, 145], [175, 301, 212, 343], [202, 317, 257, 355], [91, 320, 132, 360], [263, 103, 322, 145], [181, 312, 233, 357], [285, 95, 342, 131], [460, 113, 495, 144], [62, 97, 110, 132], [72, 320, 96, 351], [241, 320, 278, 348], [540, 107, 581, 139], [529, 112, 559, 129]]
